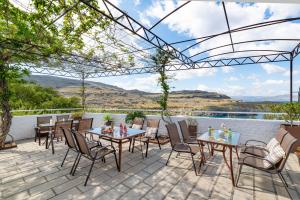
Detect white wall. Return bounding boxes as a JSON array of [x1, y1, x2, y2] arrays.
[[8, 112, 285, 144], [84, 113, 284, 144], [8, 114, 72, 141]]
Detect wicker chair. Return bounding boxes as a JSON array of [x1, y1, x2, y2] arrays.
[[129, 117, 144, 152], [72, 130, 119, 186], [241, 128, 288, 158], [56, 115, 70, 122], [236, 132, 297, 199], [35, 116, 52, 145], [165, 123, 200, 175], [46, 120, 73, 154]]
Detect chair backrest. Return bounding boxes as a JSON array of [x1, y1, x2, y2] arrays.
[[61, 127, 77, 150], [165, 123, 182, 148], [37, 116, 52, 125], [78, 118, 93, 133], [73, 130, 91, 156], [275, 128, 288, 144], [147, 119, 160, 128], [132, 117, 144, 129], [56, 115, 70, 122], [277, 132, 298, 172], [178, 120, 190, 143], [54, 120, 73, 137]]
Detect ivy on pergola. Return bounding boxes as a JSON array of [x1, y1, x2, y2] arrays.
[[2, 0, 300, 97]]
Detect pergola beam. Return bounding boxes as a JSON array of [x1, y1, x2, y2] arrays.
[[222, 2, 234, 52]]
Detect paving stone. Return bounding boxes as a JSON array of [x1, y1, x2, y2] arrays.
[[95, 184, 130, 200], [121, 182, 152, 200], [1, 139, 299, 200]]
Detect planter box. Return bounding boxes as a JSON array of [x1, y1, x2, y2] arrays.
[[280, 124, 300, 153]]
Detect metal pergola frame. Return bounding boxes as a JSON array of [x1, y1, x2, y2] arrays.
[[2, 0, 300, 102]]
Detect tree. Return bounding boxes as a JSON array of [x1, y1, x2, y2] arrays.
[[151, 49, 173, 124], [0, 0, 114, 147]]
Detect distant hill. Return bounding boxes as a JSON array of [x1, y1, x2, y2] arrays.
[[232, 95, 299, 102], [26, 75, 232, 109]]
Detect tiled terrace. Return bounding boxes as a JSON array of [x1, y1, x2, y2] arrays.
[[0, 139, 299, 200]]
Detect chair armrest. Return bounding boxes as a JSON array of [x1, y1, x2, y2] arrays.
[[243, 145, 269, 153], [245, 140, 267, 146]]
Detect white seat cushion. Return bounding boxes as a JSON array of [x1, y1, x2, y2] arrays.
[[263, 141, 285, 169], [132, 124, 142, 130], [145, 127, 158, 139], [266, 138, 278, 151]]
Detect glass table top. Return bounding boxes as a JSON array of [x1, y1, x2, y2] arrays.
[[197, 129, 240, 146], [88, 127, 145, 140]]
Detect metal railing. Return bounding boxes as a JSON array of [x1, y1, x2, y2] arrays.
[[9, 107, 286, 120]]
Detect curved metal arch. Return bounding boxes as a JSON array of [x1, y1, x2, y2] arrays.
[[171, 17, 300, 46], [189, 38, 300, 59]]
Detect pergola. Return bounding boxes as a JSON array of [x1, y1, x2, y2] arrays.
[[3, 0, 300, 102]]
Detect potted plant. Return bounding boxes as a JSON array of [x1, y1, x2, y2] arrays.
[[186, 118, 198, 137], [103, 114, 113, 126], [270, 102, 300, 152], [125, 111, 145, 126], [71, 111, 83, 120]]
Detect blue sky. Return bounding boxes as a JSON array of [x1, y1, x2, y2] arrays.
[[89, 0, 300, 97]]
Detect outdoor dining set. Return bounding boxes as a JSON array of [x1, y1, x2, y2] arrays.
[[34, 114, 297, 196]]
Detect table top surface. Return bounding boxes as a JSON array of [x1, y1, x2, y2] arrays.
[[197, 129, 240, 146], [88, 127, 145, 140]]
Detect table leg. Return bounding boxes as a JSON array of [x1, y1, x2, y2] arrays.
[[222, 146, 235, 186], [118, 141, 122, 171], [229, 146, 235, 185], [235, 146, 239, 159]]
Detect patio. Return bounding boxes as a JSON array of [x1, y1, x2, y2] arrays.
[[1, 138, 299, 200]]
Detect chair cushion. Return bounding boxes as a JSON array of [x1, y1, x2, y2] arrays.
[[145, 127, 158, 139], [132, 124, 142, 129], [263, 142, 285, 168], [266, 138, 278, 151]]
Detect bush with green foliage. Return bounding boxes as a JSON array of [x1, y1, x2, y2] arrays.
[[125, 111, 145, 124], [269, 102, 300, 125], [103, 114, 113, 122], [9, 80, 81, 110]]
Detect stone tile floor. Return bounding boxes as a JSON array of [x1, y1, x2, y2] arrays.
[[0, 139, 300, 200]]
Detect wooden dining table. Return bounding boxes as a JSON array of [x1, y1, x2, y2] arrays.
[[197, 130, 240, 186], [88, 127, 145, 171]]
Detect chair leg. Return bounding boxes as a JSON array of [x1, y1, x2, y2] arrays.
[[140, 138, 144, 159], [166, 150, 173, 166], [235, 164, 243, 187], [278, 172, 289, 188], [157, 138, 161, 150], [128, 139, 132, 152], [145, 142, 149, 158], [278, 172, 292, 199], [70, 153, 80, 175], [131, 138, 136, 153], [190, 153, 197, 176], [38, 135, 41, 146], [84, 160, 95, 186], [51, 136, 55, 154], [61, 148, 70, 167], [113, 151, 120, 171], [45, 135, 49, 149], [72, 154, 82, 176]]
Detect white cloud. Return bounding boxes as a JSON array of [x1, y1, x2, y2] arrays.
[[197, 84, 209, 91], [227, 76, 239, 81], [171, 68, 217, 80], [261, 63, 286, 74], [222, 66, 234, 73], [144, 1, 300, 59], [133, 0, 141, 6]]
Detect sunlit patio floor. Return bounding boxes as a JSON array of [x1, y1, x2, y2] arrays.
[[0, 139, 300, 200]]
